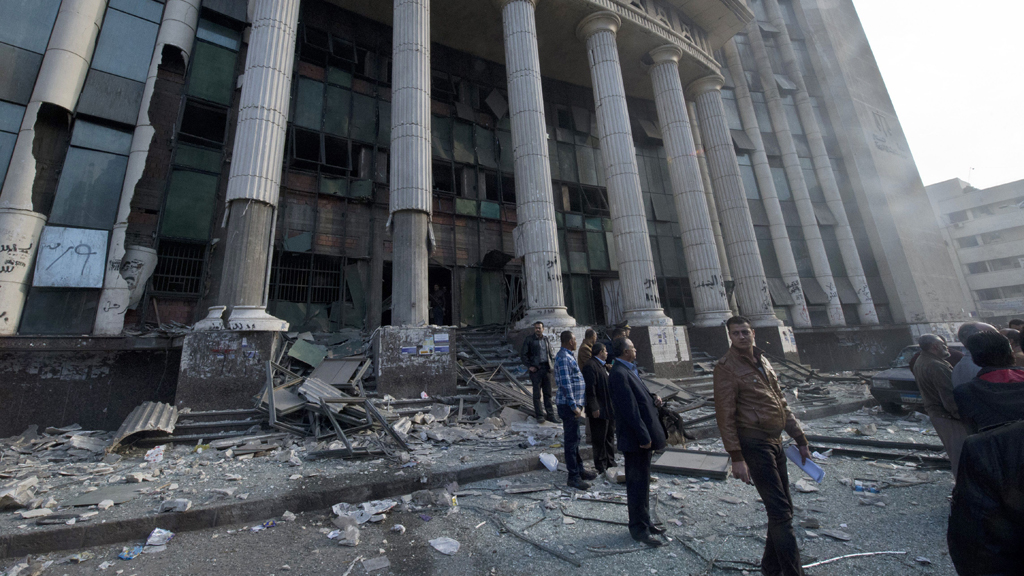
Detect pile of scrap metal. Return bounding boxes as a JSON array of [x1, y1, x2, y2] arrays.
[[258, 353, 410, 459]]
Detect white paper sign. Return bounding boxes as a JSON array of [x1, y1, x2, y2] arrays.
[[33, 226, 108, 288]]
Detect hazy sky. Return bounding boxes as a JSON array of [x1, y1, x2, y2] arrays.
[[852, 0, 1024, 189]]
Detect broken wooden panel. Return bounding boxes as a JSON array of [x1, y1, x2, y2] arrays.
[[650, 448, 730, 480]]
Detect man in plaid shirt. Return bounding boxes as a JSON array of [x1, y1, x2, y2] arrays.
[[555, 330, 598, 489]]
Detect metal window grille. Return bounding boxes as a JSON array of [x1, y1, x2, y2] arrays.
[[151, 241, 206, 294], [269, 252, 342, 304]]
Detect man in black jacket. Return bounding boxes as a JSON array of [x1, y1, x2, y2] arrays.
[[608, 338, 666, 547], [583, 342, 616, 474], [520, 321, 559, 423]]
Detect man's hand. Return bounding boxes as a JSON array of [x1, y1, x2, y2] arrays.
[[592, 410, 600, 418], [798, 445, 812, 465], [529, 366, 537, 373], [640, 442, 652, 449], [654, 395, 663, 408], [573, 407, 583, 418], [732, 461, 753, 485]]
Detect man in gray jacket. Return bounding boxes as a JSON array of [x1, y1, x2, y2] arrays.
[[520, 321, 559, 423]]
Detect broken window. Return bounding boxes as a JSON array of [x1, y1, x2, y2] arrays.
[[91, 6, 160, 82], [325, 86, 353, 136], [294, 76, 325, 130], [160, 170, 219, 241], [432, 116, 453, 161], [150, 240, 205, 294], [179, 100, 228, 146], [452, 121, 475, 164]]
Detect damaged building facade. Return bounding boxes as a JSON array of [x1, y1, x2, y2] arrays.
[[0, 0, 971, 428]]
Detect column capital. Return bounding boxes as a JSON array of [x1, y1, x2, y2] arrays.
[[648, 44, 683, 66], [576, 11, 620, 41], [495, 0, 537, 10], [685, 74, 725, 101]]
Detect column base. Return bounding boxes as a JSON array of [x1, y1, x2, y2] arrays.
[[690, 311, 732, 329], [750, 314, 784, 328], [227, 306, 289, 332], [624, 308, 674, 328], [176, 330, 282, 411], [630, 325, 692, 378], [754, 324, 800, 363], [374, 325, 457, 398], [0, 208, 47, 336], [193, 306, 228, 332], [687, 325, 731, 358], [515, 306, 576, 330]]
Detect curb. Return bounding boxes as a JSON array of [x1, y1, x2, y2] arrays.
[[0, 446, 593, 559]]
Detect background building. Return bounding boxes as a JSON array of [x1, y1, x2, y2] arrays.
[[0, 0, 971, 387], [926, 178, 1024, 327]]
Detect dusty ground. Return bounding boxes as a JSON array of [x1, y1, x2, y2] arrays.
[[2, 408, 957, 576]]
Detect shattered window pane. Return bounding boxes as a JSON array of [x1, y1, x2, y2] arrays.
[[160, 170, 219, 241], [49, 148, 128, 230], [557, 143, 578, 182], [188, 41, 238, 105], [0, 0, 61, 54], [179, 100, 228, 146], [91, 8, 159, 82], [576, 145, 598, 186]]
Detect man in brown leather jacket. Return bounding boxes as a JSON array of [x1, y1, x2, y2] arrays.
[[714, 316, 811, 576]]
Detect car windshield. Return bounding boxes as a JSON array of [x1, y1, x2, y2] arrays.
[[892, 346, 919, 368]]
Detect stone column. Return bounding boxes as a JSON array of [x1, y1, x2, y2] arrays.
[[764, 0, 878, 324], [388, 0, 432, 326], [577, 12, 671, 327], [500, 0, 574, 328], [687, 100, 733, 305], [687, 75, 779, 327], [722, 39, 811, 327], [201, 0, 300, 331], [0, 0, 107, 335], [747, 21, 844, 325], [94, 0, 202, 335], [647, 46, 730, 327]]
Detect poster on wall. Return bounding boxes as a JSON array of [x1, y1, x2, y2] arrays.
[[32, 226, 108, 288]]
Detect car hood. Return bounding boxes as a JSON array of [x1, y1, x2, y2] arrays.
[[872, 367, 914, 382]]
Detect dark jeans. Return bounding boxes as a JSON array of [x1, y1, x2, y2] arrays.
[[624, 449, 654, 538], [529, 367, 555, 420], [589, 417, 616, 472], [740, 437, 804, 576], [557, 404, 584, 481]]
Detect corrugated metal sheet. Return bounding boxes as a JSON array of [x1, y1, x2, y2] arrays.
[[108, 401, 178, 452]]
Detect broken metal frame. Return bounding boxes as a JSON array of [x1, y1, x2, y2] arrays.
[[803, 435, 945, 452]]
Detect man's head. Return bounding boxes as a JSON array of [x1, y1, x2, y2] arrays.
[[957, 322, 998, 344], [610, 327, 626, 340], [726, 316, 754, 352], [584, 328, 596, 343], [917, 334, 949, 359], [560, 330, 576, 350], [623, 325, 631, 338], [999, 329, 1022, 352], [592, 341, 607, 361], [533, 321, 544, 337], [1008, 319, 1024, 331], [613, 338, 636, 363], [965, 331, 1015, 369], [433, 284, 440, 291]]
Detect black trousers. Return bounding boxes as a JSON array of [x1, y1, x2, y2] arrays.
[[623, 449, 654, 539], [740, 437, 804, 576], [529, 367, 555, 419], [588, 417, 616, 472]]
